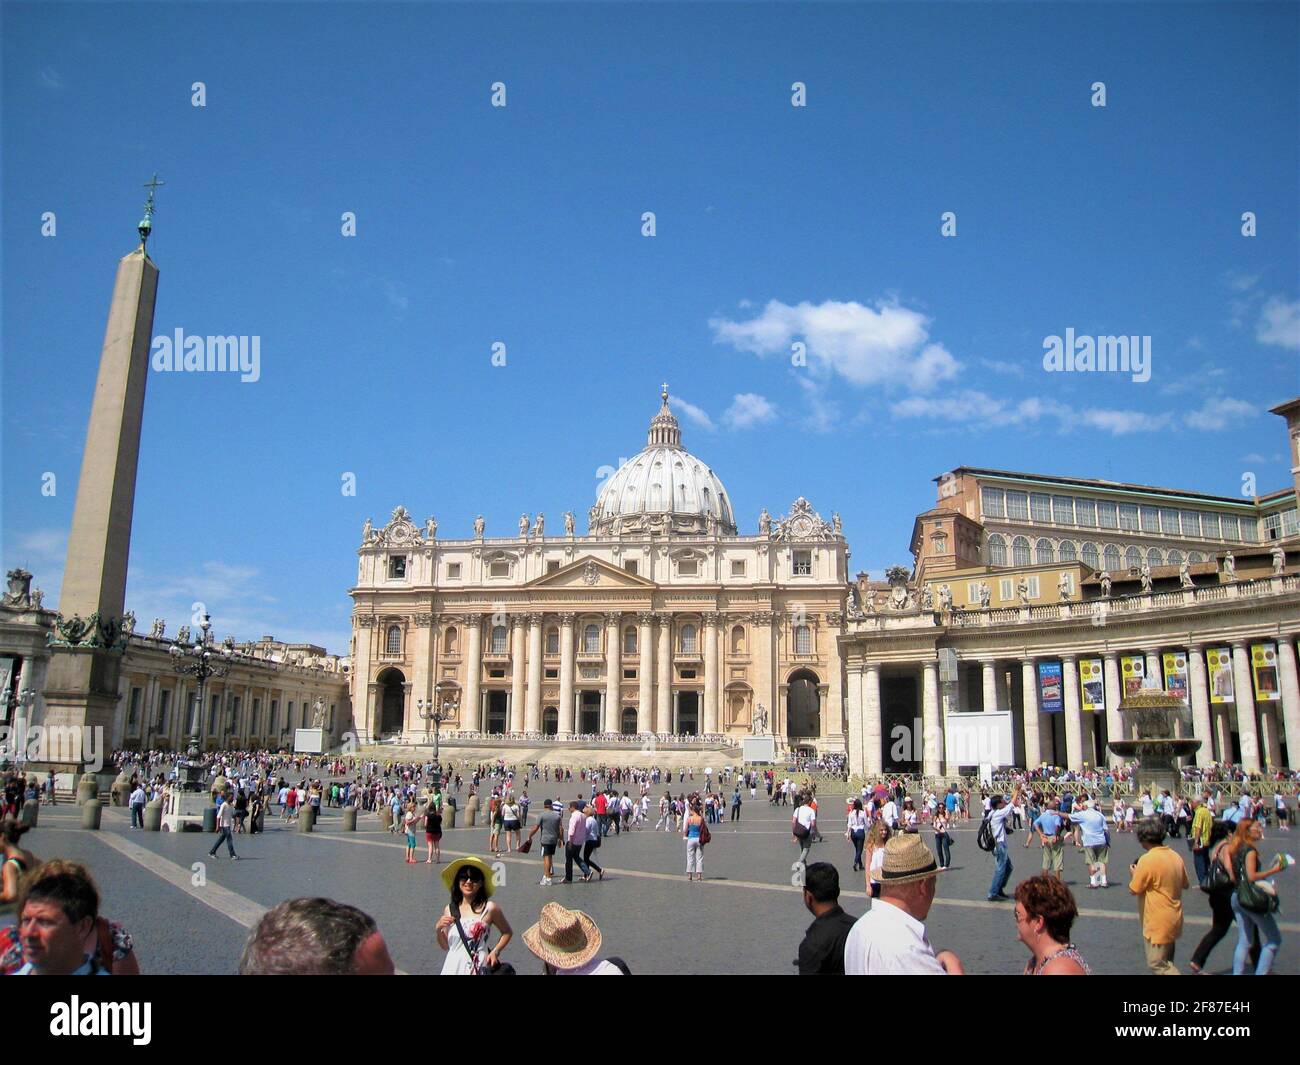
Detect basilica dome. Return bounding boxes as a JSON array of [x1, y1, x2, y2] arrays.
[[589, 387, 737, 537]]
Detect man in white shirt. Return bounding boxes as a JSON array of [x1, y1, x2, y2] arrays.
[[880, 798, 899, 829], [793, 798, 817, 865], [985, 795, 1016, 901], [844, 833, 963, 975]]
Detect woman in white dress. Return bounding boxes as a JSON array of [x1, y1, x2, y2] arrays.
[[436, 856, 513, 975]]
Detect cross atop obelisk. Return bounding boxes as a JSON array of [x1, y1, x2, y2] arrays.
[[137, 172, 164, 253]]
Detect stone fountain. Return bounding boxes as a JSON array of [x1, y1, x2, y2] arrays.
[[1107, 690, 1202, 797]]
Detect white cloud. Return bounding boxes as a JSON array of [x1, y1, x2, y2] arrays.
[[710, 298, 961, 391], [39, 67, 63, 89], [978, 358, 1026, 378], [795, 377, 840, 433], [1075, 408, 1173, 435], [8, 528, 68, 568], [1224, 270, 1260, 293], [722, 393, 777, 430], [1240, 452, 1270, 464], [668, 395, 715, 432], [1256, 297, 1300, 350], [1184, 396, 1255, 431], [890, 391, 1175, 435]]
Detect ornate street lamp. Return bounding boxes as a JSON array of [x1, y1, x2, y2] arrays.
[[418, 683, 459, 764], [168, 614, 232, 784]]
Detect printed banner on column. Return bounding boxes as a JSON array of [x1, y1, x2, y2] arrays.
[[1206, 647, 1234, 703], [1078, 659, 1104, 712], [1162, 652, 1189, 704], [1120, 654, 1145, 697], [1038, 660, 1063, 713], [1251, 644, 1279, 702]]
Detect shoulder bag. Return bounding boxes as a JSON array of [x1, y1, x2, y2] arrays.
[[1233, 847, 1280, 915]]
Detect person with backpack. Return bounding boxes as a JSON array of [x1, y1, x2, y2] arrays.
[[1223, 817, 1291, 975], [981, 793, 1016, 902], [792, 795, 817, 867]]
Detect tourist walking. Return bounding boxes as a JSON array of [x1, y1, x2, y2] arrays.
[[1033, 799, 1065, 880], [1128, 816, 1188, 975], [932, 807, 952, 870], [1224, 817, 1290, 975], [1014, 874, 1090, 974], [1068, 798, 1111, 889], [865, 821, 889, 899], [984, 794, 1015, 901], [424, 802, 443, 864], [731, 786, 742, 822], [683, 799, 706, 882], [436, 857, 513, 975], [402, 801, 419, 863], [582, 805, 605, 881], [208, 794, 239, 860], [525, 800, 563, 886], [501, 795, 521, 853], [846, 799, 868, 871], [792, 795, 816, 867], [564, 801, 593, 883], [129, 782, 146, 829]]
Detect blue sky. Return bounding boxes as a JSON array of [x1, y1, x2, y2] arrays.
[[3, 2, 1297, 654]]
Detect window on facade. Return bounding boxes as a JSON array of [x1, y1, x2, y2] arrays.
[[547, 560, 561, 574], [678, 558, 698, 577], [1006, 491, 1029, 520], [388, 555, 407, 579], [1220, 515, 1240, 540], [1140, 507, 1159, 533], [583, 624, 600, 654], [1180, 510, 1201, 537], [1030, 493, 1051, 522], [987, 534, 1007, 566], [680, 624, 697, 654], [1036, 538, 1055, 565], [999, 578, 1013, 602], [443, 627, 458, 654], [1098, 502, 1119, 529], [1026, 576, 1040, 599], [730, 625, 745, 654], [386, 625, 401, 655], [546, 628, 559, 654], [1081, 542, 1100, 569], [1167, 550, 1183, 565], [1188, 552, 1204, 564], [545, 668, 558, 679], [1282, 509, 1300, 537], [1125, 547, 1142, 569], [624, 560, 638, 575], [269, 700, 278, 734], [967, 582, 983, 604], [1075, 499, 1096, 527], [1201, 512, 1221, 538], [623, 669, 636, 680], [792, 550, 812, 576], [490, 560, 510, 578], [1238, 519, 1258, 543], [490, 625, 508, 654], [731, 560, 746, 577], [1059, 540, 1077, 563], [1104, 545, 1121, 571], [1119, 504, 1139, 531], [1160, 508, 1180, 535], [488, 668, 505, 678], [1052, 496, 1075, 524], [794, 625, 812, 655], [623, 628, 637, 655], [1147, 548, 1163, 567], [981, 487, 1005, 518], [1012, 536, 1031, 566], [128, 687, 141, 728], [446, 563, 461, 579]]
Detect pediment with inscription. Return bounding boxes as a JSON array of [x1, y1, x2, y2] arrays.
[[525, 555, 656, 590]]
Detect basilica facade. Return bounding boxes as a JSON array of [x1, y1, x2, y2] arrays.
[[348, 389, 848, 754]]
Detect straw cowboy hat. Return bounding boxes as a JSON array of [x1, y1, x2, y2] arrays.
[[522, 902, 603, 970], [441, 856, 497, 898], [876, 833, 940, 887]]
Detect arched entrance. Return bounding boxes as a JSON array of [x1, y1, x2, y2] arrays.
[[543, 707, 558, 735], [579, 691, 601, 734], [377, 668, 406, 736], [486, 691, 507, 734], [786, 670, 821, 739], [677, 692, 700, 735], [620, 707, 638, 735]]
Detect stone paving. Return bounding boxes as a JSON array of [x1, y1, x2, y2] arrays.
[[17, 797, 1299, 975]]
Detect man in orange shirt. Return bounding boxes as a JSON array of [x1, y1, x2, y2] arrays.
[[1129, 816, 1190, 975]]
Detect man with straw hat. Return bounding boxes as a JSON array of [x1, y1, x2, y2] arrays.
[[844, 833, 965, 975], [522, 902, 628, 975]]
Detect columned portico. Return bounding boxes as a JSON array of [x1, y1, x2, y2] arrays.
[[703, 612, 719, 734], [558, 613, 576, 736], [525, 614, 543, 732], [510, 616, 527, 733], [1187, 645, 1214, 768], [637, 612, 655, 733], [1102, 653, 1124, 756], [1231, 642, 1261, 772], [464, 617, 482, 734], [1020, 658, 1040, 770], [655, 615, 672, 733], [921, 659, 941, 776], [863, 663, 882, 775], [1061, 654, 1083, 772], [604, 612, 622, 734], [981, 659, 1001, 713]]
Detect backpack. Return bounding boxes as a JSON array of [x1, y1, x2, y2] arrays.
[[977, 814, 996, 852]]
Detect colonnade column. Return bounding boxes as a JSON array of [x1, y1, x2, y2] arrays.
[[1186, 645, 1214, 767], [1062, 654, 1083, 772], [637, 613, 655, 734], [464, 616, 482, 733], [921, 659, 942, 777], [1230, 642, 1261, 772], [1277, 638, 1300, 769], [703, 612, 719, 735], [1102, 653, 1124, 756], [845, 663, 864, 776], [981, 660, 1001, 713], [1021, 659, 1041, 770], [510, 616, 527, 733], [558, 613, 576, 737], [524, 614, 543, 733], [655, 614, 672, 733], [863, 662, 882, 776], [1260, 705, 1283, 772], [604, 612, 622, 735]]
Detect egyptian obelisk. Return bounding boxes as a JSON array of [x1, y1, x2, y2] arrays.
[[41, 180, 162, 767]]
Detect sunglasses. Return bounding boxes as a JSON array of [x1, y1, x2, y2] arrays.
[[458, 871, 484, 882]]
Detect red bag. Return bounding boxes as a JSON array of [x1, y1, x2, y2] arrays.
[[699, 821, 712, 847]]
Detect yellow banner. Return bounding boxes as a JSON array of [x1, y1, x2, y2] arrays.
[[1206, 647, 1234, 704], [1251, 644, 1280, 702], [1120, 655, 1145, 698], [1163, 652, 1189, 704], [1078, 659, 1104, 712]]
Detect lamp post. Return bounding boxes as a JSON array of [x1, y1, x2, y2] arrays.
[[168, 614, 232, 765], [418, 684, 460, 764]]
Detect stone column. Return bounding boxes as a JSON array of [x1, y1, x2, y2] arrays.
[[525, 614, 543, 733], [1231, 642, 1261, 772], [1062, 654, 1083, 772], [981, 660, 1001, 713], [637, 612, 655, 734], [1277, 638, 1300, 770], [1214, 705, 1233, 768], [656, 614, 672, 733], [921, 659, 942, 777], [864, 663, 883, 776], [1103, 653, 1124, 753], [604, 612, 622, 735], [703, 612, 720, 735], [464, 616, 482, 733], [1021, 659, 1041, 770], [1187, 645, 1214, 768], [558, 614, 576, 736], [1260, 704, 1283, 771], [845, 662, 864, 776], [510, 616, 527, 733]]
